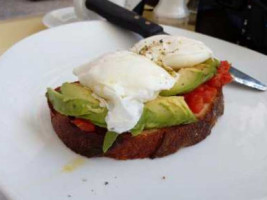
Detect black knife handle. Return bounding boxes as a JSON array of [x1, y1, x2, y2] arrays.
[[85, 0, 164, 37]]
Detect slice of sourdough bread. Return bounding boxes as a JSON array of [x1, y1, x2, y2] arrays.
[[47, 87, 224, 160]]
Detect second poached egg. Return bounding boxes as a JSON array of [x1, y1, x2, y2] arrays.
[[132, 35, 213, 69]]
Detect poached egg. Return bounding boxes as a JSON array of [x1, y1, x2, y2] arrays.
[[73, 51, 176, 133], [132, 35, 213, 69]]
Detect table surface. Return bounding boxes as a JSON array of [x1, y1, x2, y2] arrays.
[[0, 15, 47, 56], [0, 9, 195, 56]]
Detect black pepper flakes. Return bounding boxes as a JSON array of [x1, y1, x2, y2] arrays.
[[104, 181, 109, 185], [162, 176, 166, 180], [139, 45, 149, 55], [67, 194, 72, 198], [159, 39, 163, 43]]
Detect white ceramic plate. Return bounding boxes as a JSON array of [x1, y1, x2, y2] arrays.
[[42, 7, 82, 28], [0, 21, 267, 200]]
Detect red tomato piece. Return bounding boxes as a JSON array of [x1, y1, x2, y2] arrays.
[[207, 76, 222, 88], [186, 94, 204, 114], [221, 61, 231, 71], [184, 60, 232, 114], [194, 86, 205, 93], [71, 118, 96, 132], [221, 73, 233, 85], [202, 87, 217, 103]]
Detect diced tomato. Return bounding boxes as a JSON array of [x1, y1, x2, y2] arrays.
[[218, 61, 230, 73], [194, 86, 205, 93], [208, 61, 233, 88], [202, 86, 217, 103], [221, 73, 233, 85], [185, 61, 232, 114], [207, 75, 223, 88], [71, 118, 95, 132], [186, 94, 204, 114]]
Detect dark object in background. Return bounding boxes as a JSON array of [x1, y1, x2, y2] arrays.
[[133, 0, 146, 15], [145, 0, 159, 7], [196, 0, 267, 55]]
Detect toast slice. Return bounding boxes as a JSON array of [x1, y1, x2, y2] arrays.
[[48, 88, 224, 160]]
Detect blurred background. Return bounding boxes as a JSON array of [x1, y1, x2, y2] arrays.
[[0, 0, 72, 20], [1, 0, 267, 54]]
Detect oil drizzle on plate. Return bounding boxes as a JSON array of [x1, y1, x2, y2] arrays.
[[62, 157, 85, 172]]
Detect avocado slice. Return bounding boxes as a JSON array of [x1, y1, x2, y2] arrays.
[[131, 96, 197, 135], [47, 83, 196, 134], [47, 88, 107, 127], [160, 58, 219, 96], [60, 82, 99, 104]]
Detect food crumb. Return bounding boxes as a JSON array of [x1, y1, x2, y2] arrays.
[[162, 176, 166, 180], [82, 178, 87, 182], [67, 194, 72, 198], [104, 181, 109, 185]]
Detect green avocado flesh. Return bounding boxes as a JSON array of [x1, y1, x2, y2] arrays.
[[160, 58, 219, 96], [47, 84, 107, 127], [131, 96, 197, 135], [46, 83, 197, 135]]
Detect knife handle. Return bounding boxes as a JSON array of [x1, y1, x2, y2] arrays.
[[85, 0, 164, 37]]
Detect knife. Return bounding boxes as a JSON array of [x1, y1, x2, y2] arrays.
[[85, 0, 266, 91]]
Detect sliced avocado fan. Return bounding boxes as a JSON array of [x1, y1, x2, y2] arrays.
[[47, 82, 197, 152], [160, 58, 219, 96]]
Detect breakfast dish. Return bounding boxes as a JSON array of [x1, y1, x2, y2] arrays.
[[1, 21, 267, 200], [46, 35, 232, 159]]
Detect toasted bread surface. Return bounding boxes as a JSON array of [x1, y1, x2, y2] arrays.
[[48, 89, 224, 159]]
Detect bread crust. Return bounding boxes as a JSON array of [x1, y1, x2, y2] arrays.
[[48, 89, 224, 159]]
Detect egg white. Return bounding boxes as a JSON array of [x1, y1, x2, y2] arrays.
[[132, 35, 213, 69], [73, 51, 176, 133]]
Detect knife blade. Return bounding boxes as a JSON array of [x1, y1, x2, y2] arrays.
[[230, 67, 267, 91], [85, 0, 266, 91], [161, 32, 267, 91]]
